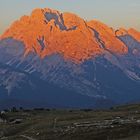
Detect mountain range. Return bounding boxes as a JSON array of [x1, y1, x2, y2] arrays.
[[0, 8, 140, 109]]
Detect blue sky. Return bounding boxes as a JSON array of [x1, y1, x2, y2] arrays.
[[0, 0, 140, 34]]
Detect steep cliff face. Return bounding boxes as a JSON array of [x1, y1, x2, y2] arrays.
[[116, 27, 140, 42], [128, 28, 140, 42], [116, 28, 140, 55], [1, 8, 102, 63], [87, 20, 128, 54]]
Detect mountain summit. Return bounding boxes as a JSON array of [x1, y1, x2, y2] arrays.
[[0, 8, 140, 108], [1, 8, 128, 62]]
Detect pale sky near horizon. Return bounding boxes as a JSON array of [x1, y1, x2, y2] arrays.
[[0, 0, 140, 34]]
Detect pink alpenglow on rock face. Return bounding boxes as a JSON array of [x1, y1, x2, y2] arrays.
[[2, 7, 140, 63], [1, 8, 103, 63], [128, 28, 140, 42], [87, 20, 128, 54], [116, 28, 140, 42], [115, 28, 128, 36]]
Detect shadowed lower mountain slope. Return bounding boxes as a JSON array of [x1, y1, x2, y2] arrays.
[[0, 7, 140, 108]]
